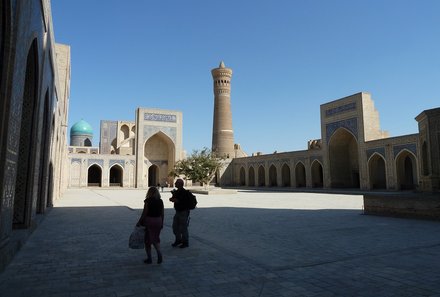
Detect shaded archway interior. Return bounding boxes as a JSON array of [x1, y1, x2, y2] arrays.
[[329, 128, 360, 188]]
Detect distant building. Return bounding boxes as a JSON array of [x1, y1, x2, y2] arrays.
[[227, 92, 439, 192], [67, 108, 184, 188]]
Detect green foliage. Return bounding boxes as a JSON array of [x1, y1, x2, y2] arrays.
[[169, 147, 224, 188]]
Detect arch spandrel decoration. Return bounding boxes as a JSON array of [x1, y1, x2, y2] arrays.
[[143, 126, 176, 144], [326, 118, 358, 143], [88, 159, 104, 167], [310, 156, 323, 164], [366, 147, 386, 160], [109, 159, 125, 168], [71, 158, 81, 164], [393, 143, 417, 159]]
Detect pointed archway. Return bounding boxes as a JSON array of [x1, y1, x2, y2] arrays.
[[269, 165, 277, 187], [329, 128, 360, 188], [110, 164, 123, 187], [13, 39, 39, 228], [239, 167, 245, 186], [311, 160, 323, 188], [248, 166, 255, 186], [396, 150, 418, 190], [258, 165, 265, 187], [148, 165, 159, 187], [281, 164, 291, 187], [368, 153, 387, 189], [295, 162, 306, 188], [88, 164, 102, 187], [144, 131, 175, 187]]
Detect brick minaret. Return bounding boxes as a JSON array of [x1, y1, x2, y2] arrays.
[[211, 61, 234, 158]]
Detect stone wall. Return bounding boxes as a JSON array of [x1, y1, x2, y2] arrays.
[[0, 0, 70, 271]]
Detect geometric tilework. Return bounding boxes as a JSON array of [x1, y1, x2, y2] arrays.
[[88, 159, 104, 167], [325, 102, 356, 117], [326, 118, 358, 143], [366, 147, 386, 160], [109, 159, 125, 168], [143, 126, 176, 144], [393, 143, 417, 158]]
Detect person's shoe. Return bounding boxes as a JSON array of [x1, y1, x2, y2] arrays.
[[171, 241, 181, 247], [179, 243, 189, 249], [144, 258, 152, 264], [157, 254, 163, 264]]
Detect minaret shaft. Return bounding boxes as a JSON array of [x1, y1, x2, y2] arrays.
[[211, 62, 234, 158]]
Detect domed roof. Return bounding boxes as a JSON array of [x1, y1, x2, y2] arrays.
[[70, 119, 93, 136]]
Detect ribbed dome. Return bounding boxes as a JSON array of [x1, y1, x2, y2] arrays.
[[70, 119, 93, 136]]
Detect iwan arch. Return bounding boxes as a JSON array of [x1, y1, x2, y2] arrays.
[[228, 92, 440, 192], [67, 108, 183, 188]]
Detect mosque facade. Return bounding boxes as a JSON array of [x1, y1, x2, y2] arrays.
[[66, 108, 184, 189]]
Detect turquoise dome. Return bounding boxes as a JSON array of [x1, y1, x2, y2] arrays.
[[70, 119, 93, 136]]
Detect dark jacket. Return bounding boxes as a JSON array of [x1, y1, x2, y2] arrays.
[[171, 188, 191, 211]]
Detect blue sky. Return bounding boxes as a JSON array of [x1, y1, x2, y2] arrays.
[[52, 0, 440, 155]]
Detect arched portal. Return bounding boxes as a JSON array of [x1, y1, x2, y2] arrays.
[[311, 160, 323, 188], [144, 132, 175, 187], [121, 124, 129, 140], [239, 167, 245, 186], [258, 165, 265, 187], [295, 162, 306, 187], [248, 166, 255, 186], [88, 164, 102, 187], [148, 165, 159, 187], [396, 150, 418, 190], [368, 154, 387, 189], [13, 39, 39, 227], [281, 164, 291, 187], [110, 165, 123, 187], [269, 165, 277, 187], [329, 128, 360, 188]]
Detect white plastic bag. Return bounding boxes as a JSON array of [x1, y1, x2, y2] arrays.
[[129, 226, 145, 249]]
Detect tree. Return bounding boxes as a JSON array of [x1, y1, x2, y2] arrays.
[[169, 148, 224, 189]]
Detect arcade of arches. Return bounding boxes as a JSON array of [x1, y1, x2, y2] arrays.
[[230, 93, 439, 191]]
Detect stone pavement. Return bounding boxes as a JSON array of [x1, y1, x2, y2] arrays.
[[1, 188, 440, 297]]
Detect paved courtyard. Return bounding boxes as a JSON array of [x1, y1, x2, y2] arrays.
[[1, 188, 440, 297]]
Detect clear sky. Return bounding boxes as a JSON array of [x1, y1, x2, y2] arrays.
[[51, 0, 439, 155]]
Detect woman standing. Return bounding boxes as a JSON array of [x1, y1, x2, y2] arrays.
[[137, 187, 164, 264]]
